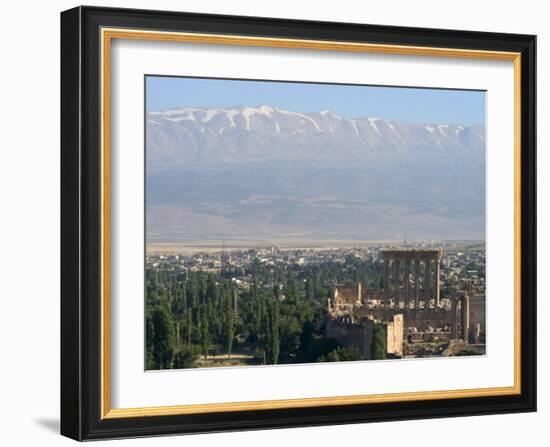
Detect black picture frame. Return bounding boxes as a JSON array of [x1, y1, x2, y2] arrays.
[[61, 5, 536, 441]]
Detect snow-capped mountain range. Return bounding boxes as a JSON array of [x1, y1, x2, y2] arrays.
[[146, 105, 485, 168], [145, 105, 485, 242]]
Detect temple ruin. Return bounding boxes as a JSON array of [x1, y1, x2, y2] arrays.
[[381, 248, 442, 309], [325, 247, 486, 358]]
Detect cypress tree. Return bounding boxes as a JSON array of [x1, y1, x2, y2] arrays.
[[225, 292, 235, 358], [151, 306, 175, 369], [199, 307, 210, 360], [269, 300, 280, 364], [372, 325, 387, 360], [306, 277, 314, 300]]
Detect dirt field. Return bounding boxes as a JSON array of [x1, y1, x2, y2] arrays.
[[195, 353, 257, 368]]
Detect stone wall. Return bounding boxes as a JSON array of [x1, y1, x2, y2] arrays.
[[387, 314, 404, 356], [469, 294, 486, 343], [325, 316, 374, 360], [330, 283, 362, 314], [358, 307, 452, 331]]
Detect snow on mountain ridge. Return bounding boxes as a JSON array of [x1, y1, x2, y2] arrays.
[[147, 105, 479, 131], [145, 105, 485, 167]]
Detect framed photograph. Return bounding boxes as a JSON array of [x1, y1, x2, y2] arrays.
[[60, 6, 536, 441]]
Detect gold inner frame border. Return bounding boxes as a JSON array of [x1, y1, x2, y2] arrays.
[[100, 27, 522, 419]]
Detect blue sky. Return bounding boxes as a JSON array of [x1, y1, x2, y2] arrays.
[[146, 76, 485, 125]]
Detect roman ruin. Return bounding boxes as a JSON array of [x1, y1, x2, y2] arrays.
[[381, 248, 442, 309], [326, 247, 486, 359]]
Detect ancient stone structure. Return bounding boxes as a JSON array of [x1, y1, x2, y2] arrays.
[[468, 294, 486, 343], [450, 292, 471, 342], [380, 248, 442, 309], [325, 253, 485, 358], [386, 314, 404, 356], [362, 307, 451, 333], [461, 294, 470, 341], [328, 283, 363, 315], [325, 316, 374, 359]]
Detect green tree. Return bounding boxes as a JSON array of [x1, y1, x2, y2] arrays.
[[145, 312, 155, 369], [336, 346, 363, 361], [286, 279, 299, 304], [172, 345, 199, 368], [372, 325, 387, 360], [268, 300, 280, 364], [224, 291, 235, 358], [320, 346, 363, 362], [186, 309, 193, 346], [171, 286, 186, 318], [151, 306, 175, 369], [199, 307, 210, 360], [305, 277, 314, 300]]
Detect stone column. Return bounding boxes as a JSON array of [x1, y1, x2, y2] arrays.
[[414, 259, 420, 308], [450, 297, 458, 339], [424, 259, 431, 308], [393, 259, 400, 308], [434, 257, 441, 307], [461, 294, 470, 342], [383, 258, 390, 308], [404, 260, 410, 309]]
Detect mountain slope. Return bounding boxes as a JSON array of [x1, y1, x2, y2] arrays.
[[146, 105, 485, 168], [145, 106, 485, 242]]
